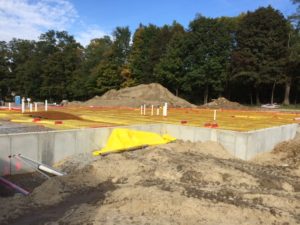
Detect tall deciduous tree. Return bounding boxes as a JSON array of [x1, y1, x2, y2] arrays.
[[0, 41, 10, 99], [283, 0, 300, 105], [130, 24, 161, 84], [183, 16, 234, 104], [232, 7, 289, 104], [154, 26, 186, 96], [79, 36, 113, 98], [284, 27, 300, 104], [38, 30, 83, 100], [130, 22, 182, 84], [91, 27, 131, 94], [8, 39, 39, 98]]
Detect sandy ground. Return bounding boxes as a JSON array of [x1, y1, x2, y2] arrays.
[[0, 137, 300, 225]]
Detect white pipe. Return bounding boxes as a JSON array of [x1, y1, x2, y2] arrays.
[[14, 155, 50, 179], [157, 107, 160, 116], [34, 102, 37, 112], [140, 105, 143, 115], [214, 110, 217, 121], [29, 103, 33, 112], [38, 164, 65, 176], [163, 102, 168, 117], [151, 105, 154, 116], [16, 154, 65, 177], [45, 100, 48, 111], [143, 104, 146, 115], [165, 103, 168, 116], [21, 99, 25, 113], [8, 102, 11, 110]]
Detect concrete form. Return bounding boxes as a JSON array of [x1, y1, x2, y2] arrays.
[[0, 123, 298, 176]]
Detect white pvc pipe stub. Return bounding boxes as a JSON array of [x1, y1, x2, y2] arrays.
[[21, 99, 25, 113], [163, 102, 168, 116]]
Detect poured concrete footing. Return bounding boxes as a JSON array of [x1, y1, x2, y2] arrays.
[[0, 123, 298, 175]]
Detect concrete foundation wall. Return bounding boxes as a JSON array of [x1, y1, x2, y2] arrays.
[[163, 123, 298, 160], [0, 124, 163, 176], [0, 123, 297, 175]]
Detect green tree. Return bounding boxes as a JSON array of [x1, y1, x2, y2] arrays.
[[78, 36, 113, 98], [8, 39, 40, 98], [284, 27, 300, 104], [282, 0, 300, 105], [183, 16, 235, 104], [38, 30, 83, 100], [232, 7, 289, 104], [0, 41, 10, 99], [91, 27, 131, 94], [154, 26, 186, 96], [130, 22, 182, 84]]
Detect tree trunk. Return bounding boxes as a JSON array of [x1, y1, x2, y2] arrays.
[[250, 93, 253, 105], [283, 77, 291, 105], [204, 84, 208, 104], [175, 88, 179, 97], [255, 89, 260, 105], [270, 81, 276, 104]]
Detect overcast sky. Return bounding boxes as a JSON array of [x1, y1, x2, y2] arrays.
[[0, 0, 296, 46]]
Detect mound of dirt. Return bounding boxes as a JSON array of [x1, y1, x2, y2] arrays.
[[203, 97, 244, 109], [1, 140, 299, 225], [83, 83, 196, 108]]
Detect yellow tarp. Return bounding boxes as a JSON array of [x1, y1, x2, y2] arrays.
[[93, 128, 176, 156]]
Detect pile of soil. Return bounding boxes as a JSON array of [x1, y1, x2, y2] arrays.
[[82, 83, 196, 108], [1, 139, 299, 225], [203, 97, 244, 109]]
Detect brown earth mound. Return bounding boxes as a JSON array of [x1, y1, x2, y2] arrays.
[[1, 140, 299, 224], [203, 97, 244, 109], [83, 83, 196, 108], [27, 111, 82, 120]]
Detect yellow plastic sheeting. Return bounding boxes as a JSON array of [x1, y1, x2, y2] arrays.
[[93, 128, 176, 156]]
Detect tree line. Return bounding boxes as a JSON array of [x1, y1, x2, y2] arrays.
[[0, 5, 300, 105]]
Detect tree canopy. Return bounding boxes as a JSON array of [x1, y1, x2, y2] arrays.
[[1, 4, 300, 105]]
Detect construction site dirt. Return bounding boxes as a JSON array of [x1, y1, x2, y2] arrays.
[[1, 136, 299, 225]]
